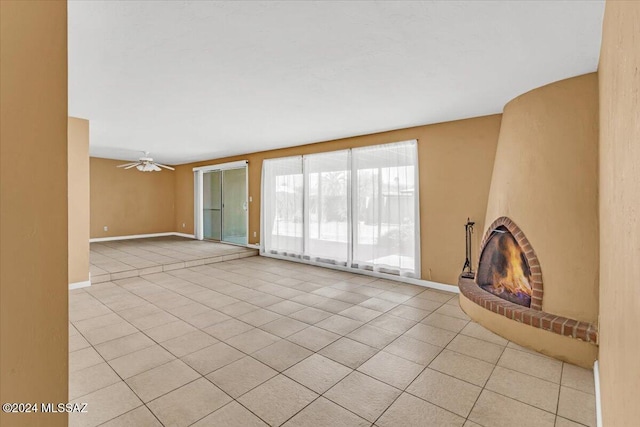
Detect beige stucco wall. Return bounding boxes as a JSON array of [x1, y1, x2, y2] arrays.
[[174, 115, 502, 285], [90, 157, 176, 238], [598, 1, 640, 425], [484, 73, 600, 324], [0, 1, 69, 425], [68, 118, 90, 284]]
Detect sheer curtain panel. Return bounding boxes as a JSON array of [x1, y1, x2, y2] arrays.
[[261, 140, 420, 278], [262, 156, 304, 257], [304, 150, 350, 265], [352, 140, 420, 277]]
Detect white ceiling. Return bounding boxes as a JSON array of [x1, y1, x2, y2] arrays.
[[69, 1, 604, 165]]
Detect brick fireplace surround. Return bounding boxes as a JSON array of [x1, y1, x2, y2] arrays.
[[458, 217, 599, 344]]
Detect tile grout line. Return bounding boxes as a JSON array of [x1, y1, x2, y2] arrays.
[[463, 338, 508, 425], [557, 362, 565, 424]]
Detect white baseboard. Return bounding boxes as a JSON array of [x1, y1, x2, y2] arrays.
[[173, 232, 196, 239], [90, 232, 195, 243], [410, 278, 460, 294], [594, 360, 602, 427], [69, 280, 91, 290], [246, 243, 261, 250], [260, 251, 459, 294]]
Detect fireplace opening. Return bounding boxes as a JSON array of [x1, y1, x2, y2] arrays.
[[476, 225, 532, 307]]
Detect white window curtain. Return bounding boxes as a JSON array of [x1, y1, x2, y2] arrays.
[[304, 150, 350, 265], [261, 140, 420, 278], [262, 156, 304, 257], [352, 140, 420, 277]]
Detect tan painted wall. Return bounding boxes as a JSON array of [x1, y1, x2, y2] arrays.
[[90, 157, 176, 238], [0, 1, 68, 425], [484, 74, 599, 324], [175, 115, 502, 285], [69, 118, 90, 284], [598, 1, 640, 425], [460, 295, 597, 368]]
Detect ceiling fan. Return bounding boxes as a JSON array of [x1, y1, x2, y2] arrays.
[[116, 152, 174, 172]]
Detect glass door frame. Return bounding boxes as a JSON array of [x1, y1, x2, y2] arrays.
[[202, 170, 222, 241], [193, 160, 249, 245]]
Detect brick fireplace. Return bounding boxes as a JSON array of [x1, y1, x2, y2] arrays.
[[459, 217, 598, 344]]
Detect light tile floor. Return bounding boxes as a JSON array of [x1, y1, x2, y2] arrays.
[[90, 237, 257, 283], [70, 255, 596, 427]]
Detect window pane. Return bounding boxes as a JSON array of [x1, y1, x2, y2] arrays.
[[304, 150, 349, 264], [262, 156, 303, 256], [352, 141, 419, 277]]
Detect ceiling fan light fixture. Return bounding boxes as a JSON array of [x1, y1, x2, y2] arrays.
[[117, 151, 175, 172]]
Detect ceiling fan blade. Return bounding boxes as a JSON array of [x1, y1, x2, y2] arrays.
[[124, 163, 140, 169], [156, 163, 175, 170], [117, 162, 139, 168]]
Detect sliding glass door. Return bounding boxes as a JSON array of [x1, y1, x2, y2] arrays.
[[195, 163, 248, 246], [222, 168, 248, 245], [203, 171, 222, 240], [262, 140, 420, 278]]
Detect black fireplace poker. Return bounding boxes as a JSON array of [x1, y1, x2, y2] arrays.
[[462, 218, 475, 279]]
